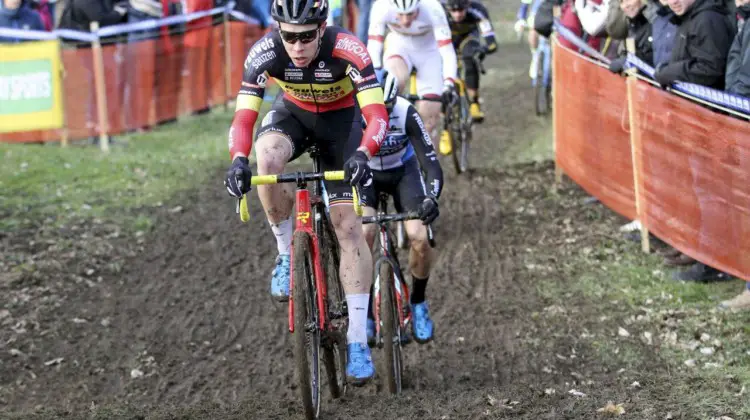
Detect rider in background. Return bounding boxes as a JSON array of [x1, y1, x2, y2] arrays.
[[223, 0, 389, 385], [366, 0, 458, 156], [362, 70, 444, 344], [443, 0, 497, 124]]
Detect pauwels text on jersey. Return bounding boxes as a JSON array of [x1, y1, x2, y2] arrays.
[[244, 37, 277, 70]]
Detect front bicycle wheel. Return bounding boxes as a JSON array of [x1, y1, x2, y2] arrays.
[[459, 94, 472, 173], [449, 101, 465, 175], [318, 217, 347, 399], [292, 232, 321, 420], [378, 262, 403, 394]]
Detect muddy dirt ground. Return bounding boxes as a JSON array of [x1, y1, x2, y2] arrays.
[[0, 10, 688, 420]]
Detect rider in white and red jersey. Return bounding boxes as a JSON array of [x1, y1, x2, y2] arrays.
[[366, 0, 458, 152]]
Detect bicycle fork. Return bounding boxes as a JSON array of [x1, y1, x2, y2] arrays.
[[372, 227, 411, 346]]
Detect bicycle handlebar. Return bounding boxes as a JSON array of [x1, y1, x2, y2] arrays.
[[237, 170, 362, 222], [361, 211, 421, 225]]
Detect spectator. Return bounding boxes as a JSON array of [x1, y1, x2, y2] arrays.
[[653, 0, 736, 89], [0, 0, 45, 42], [559, 0, 605, 53], [235, 0, 271, 28], [30, 0, 53, 29], [607, 0, 630, 38], [608, 0, 654, 73], [58, 0, 127, 36], [575, 0, 610, 37], [725, 0, 750, 96], [127, 0, 162, 40], [645, 0, 677, 66]]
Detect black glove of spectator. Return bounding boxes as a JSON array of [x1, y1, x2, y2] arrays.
[[608, 57, 626, 74], [344, 150, 373, 187], [224, 156, 252, 197], [418, 196, 439, 225], [653, 63, 673, 89]]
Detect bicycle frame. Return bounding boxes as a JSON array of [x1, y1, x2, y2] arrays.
[[531, 36, 551, 88], [367, 197, 414, 343]]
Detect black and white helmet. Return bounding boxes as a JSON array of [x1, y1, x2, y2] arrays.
[[271, 0, 329, 25], [381, 70, 399, 108], [390, 0, 420, 14]]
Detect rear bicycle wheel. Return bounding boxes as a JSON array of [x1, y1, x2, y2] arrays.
[[292, 232, 321, 420], [534, 51, 549, 116], [378, 262, 403, 394], [318, 218, 347, 399]]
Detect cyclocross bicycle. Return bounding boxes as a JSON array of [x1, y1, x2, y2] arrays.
[[362, 192, 435, 394], [236, 146, 361, 420], [530, 35, 552, 116]]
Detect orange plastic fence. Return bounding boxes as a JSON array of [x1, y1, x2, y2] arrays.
[[554, 40, 750, 281], [0, 21, 265, 143], [631, 83, 750, 280], [553, 41, 637, 221]]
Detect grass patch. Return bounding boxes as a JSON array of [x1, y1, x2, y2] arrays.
[[1, 98, 274, 233]]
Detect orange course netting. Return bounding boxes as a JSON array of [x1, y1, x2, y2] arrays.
[[554, 40, 750, 281], [553, 41, 637, 221], [632, 82, 750, 280], [0, 21, 265, 143]]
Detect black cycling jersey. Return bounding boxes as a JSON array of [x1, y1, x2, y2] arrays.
[[444, 0, 498, 52]]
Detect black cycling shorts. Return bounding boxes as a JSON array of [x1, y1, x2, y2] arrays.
[[256, 93, 373, 207], [360, 156, 426, 212]]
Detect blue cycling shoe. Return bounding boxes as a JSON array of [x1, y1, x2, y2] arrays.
[[270, 255, 290, 302], [346, 343, 375, 385], [411, 301, 434, 344]]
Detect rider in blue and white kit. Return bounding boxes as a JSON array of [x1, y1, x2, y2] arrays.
[[361, 70, 444, 344]]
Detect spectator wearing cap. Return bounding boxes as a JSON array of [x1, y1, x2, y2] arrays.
[[653, 0, 735, 89], [0, 0, 45, 42]]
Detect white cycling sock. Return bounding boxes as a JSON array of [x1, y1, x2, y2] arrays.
[[346, 294, 370, 344], [269, 217, 293, 255]]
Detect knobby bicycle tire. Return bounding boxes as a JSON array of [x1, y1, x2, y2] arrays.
[[534, 50, 551, 116], [378, 262, 403, 394], [292, 232, 321, 420], [318, 216, 347, 399]]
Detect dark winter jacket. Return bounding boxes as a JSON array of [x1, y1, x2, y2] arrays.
[[608, 6, 654, 73], [725, 4, 750, 97], [645, 1, 678, 66], [57, 0, 124, 32], [0, 1, 45, 42], [654, 0, 736, 89]]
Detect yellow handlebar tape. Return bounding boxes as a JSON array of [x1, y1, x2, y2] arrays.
[[250, 175, 278, 185], [239, 194, 250, 223], [325, 171, 345, 181], [352, 187, 363, 217]]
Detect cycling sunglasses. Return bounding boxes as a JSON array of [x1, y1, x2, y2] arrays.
[[279, 27, 320, 44]]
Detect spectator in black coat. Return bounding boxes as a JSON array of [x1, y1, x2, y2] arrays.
[[725, 0, 750, 96], [608, 0, 655, 73], [654, 0, 736, 89], [0, 0, 45, 42], [57, 0, 127, 37]]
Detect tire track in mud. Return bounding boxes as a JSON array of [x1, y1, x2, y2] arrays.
[[2, 39, 577, 419]]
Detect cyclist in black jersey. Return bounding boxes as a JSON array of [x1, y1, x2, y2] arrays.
[[443, 0, 498, 122], [361, 70, 444, 344], [222, 0, 389, 385]]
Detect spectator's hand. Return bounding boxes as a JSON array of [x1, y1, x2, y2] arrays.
[[113, 1, 128, 15], [608, 57, 626, 75], [654, 63, 673, 89]]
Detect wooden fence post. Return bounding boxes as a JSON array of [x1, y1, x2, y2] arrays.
[[58, 41, 69, 147], [223, 9, 232, 111], [625, 38, 650, 253], [552, 6, 563, 186], [90, 21, 110, 152]]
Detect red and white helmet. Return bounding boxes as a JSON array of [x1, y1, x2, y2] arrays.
[[390, 0, 420, 14]]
